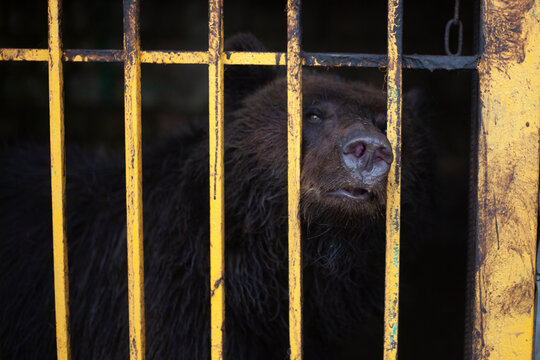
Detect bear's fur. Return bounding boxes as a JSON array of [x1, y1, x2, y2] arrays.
[[0, 34, 430, 359]]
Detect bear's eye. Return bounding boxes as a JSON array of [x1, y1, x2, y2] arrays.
[[306, 113, 322, 124]]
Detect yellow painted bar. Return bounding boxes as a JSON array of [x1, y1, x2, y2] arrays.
[[224, 51, 287, 66], [65, 49, 124, 62], [48, 0, 71, 359], [383, 0, 402, 359], [141, 50, 209, 64], [123, 0, 146, 359], [0, 50, 282, 65], [287, 0, 303, 359], [0, 48, 48, 61], [0, 49, 123, 63], [0, 48, 478, 72], [471, 0, 540, 358], [208, 0, 225, 359]]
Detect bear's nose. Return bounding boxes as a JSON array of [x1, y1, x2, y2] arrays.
[[340, 130, 393, 185]]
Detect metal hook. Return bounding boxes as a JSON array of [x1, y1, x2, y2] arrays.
[[444, 18, 463, 56]]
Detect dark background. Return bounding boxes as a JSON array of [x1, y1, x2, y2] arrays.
[[0, 0, 476, 358]]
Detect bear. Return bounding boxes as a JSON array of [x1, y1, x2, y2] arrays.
[[0, 34, 430, 359]]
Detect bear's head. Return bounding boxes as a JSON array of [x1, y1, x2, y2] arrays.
[[224, 34, 422, 227]]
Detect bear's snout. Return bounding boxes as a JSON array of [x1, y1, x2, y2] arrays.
[[340, 129, 393, 185]]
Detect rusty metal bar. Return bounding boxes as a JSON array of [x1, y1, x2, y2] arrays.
[[471, 0, 540, 358], [123, 0, 146, 359], [0, 48, 478, 70], [208, 0, 225, 359], [384, 0, 402, 359], [401, 55, 477, 71], [48, 0, 71, 359], [304, 53, 478, 70], [287, 0, 303, 359]]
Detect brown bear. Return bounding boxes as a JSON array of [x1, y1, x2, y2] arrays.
[[0, 34, 429, 359]]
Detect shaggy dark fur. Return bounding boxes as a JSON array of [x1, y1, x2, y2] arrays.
[[0, 34, 430, 359]]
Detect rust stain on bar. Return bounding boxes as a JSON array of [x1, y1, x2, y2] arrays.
[[471, 0, 539, 359], [384, 0, 402, 359], [48, 0, 71, 359], [208, 0, 225, 359], [287, 0, 303, 359], [123, 0, 146, 359]]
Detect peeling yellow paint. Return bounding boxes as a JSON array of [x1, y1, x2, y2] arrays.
[[384, 1, 402, 359], [48, 1, 71, 359], [208, 1, 225, 359], [472, 0, 540, 359], [123, 1, 146, 359]]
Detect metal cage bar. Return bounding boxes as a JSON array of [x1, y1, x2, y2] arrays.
[[471, 0, 540, 358], [384, 0, 402, 359], [123, 0, 146, 359], [208, 1, 226, 359], [48, 0, 71, 359], [0, 48, 478, 71], [287, 0, 303, 359]]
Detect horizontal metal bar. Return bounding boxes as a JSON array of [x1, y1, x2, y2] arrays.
[[0, 48, 478, 70], [305, 53, 478, 70], [65, 49, 124, 62], [403, 55, 478, 71], [141, 50, 208, 64], [225, 52, 479, 70], [224, 51, 286, 65], [0, 49, 124, 62], [304, 53, 385, 67], [0, 48, 48, 61]]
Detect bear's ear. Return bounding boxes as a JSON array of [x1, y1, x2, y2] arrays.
[[224, 33, 277, 111]]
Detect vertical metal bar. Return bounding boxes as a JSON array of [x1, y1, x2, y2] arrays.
[[48, 0, 71, 359], [208, 0, 225, 359], [471, 0, 540, 358], [384, 0, 402, 359], [287, 0, 303, 359], [123, 0, 146, 359]]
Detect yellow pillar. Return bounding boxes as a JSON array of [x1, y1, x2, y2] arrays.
[[472, 0, 540, 358]]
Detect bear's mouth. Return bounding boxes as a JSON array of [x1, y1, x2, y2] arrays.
[[327, 187, 371, 200]]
